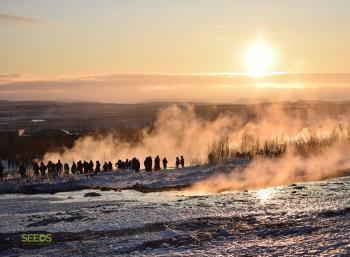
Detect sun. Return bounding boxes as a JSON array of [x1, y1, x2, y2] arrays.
[[244, 40, 274, 77]]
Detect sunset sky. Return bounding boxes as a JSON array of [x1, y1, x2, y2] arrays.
[[0, 0, 349, 102]]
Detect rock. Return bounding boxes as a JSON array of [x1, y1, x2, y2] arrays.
[[217, 227, 231, 237], [291, 184, 305, 190], [164, 228, 180, 238], [100, 187, 111, 191], [84, 192, 101, 197]]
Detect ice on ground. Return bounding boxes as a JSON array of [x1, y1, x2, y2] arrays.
[[0, 175, 349, 256], [0, 158, 349, 256]]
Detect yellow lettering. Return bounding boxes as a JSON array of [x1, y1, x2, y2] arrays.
[[39, 234, 47, 242], [46, 234, 52, 243], [34, 234, 40, 242], [21, 233, 53, 244], [21, 234, 28, 243]]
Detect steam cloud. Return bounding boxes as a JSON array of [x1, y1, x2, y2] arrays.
[[43, 104, 350, 192], [189, 146, 350, 194], [43, 105, 235, 166]]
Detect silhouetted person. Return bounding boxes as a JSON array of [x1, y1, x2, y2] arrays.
[[154, 156, 161, 171], [129, 159, 134, 170], [89, 160, 94, 173], [116, 160, 122, 170], [83, 161, 89, 173], [53, 162, 59, 177], [33, 162, 40, 177], [131, 158, 135, 171], [47, 161, 54, 178], [64, 163, 70, 175], [176, 157, 180, 169], [125, 159, 130, 170], [77, 161, 83, 174], [144, 156, 152, 171], [0, 161, 4, 181], [143, 158, 147, 171], [95, 161, 101, 173], [71, 162, 77, 174], [144, 157, 147, 171], [19, 163, 26, 178], [103, 162, 108, 172], [135, 158, 140, 172], [56, 160, 63, 175], [180, 156, 185, 168], [149, 156, 153, 171], [40, 162, 47, 177], [108, 161, 113, 172], [162, 158, 168, 169]]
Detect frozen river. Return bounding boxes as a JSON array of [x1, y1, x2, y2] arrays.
[[0, 176, 349, 256]]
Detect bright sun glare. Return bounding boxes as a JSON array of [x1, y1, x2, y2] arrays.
[[244, 40, 274, 77]]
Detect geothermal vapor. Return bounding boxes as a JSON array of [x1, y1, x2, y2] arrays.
[[44, 104, 350, 192]]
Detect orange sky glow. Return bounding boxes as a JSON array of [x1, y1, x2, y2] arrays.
[[0, 0, 349, 102]]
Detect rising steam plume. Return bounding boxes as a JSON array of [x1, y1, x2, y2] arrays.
[[189, 145, 350, 194], [43, 103, 350, 192], [43, 105, 236, 166]]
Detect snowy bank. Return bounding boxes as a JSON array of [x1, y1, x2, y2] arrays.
[[0, 159, 249, 194]]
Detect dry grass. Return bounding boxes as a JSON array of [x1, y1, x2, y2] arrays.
[[207, 135, 230, 164], [207, 121, 350, 164]]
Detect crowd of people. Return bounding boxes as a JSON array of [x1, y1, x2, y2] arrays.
[[0, 156, 185, 180], [0, 162, 4, 181]]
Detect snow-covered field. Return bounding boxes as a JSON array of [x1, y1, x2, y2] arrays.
[[0, 161, 349, 256]]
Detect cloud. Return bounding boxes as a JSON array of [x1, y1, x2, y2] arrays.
[[0, 73, 44, 85], [0, 13, 47, 25], [0, 73, 349, 103], [256, 82, 306, 89]]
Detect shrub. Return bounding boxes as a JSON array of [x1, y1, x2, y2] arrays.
[[207, 135, 230, 164]]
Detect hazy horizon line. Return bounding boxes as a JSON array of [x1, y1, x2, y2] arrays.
[[1, 98, 350, 106], [1, 72, 350, 103]]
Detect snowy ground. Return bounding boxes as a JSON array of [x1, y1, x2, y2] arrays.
[[0, 172, 349, 256], [0, 158, 249, 195]]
